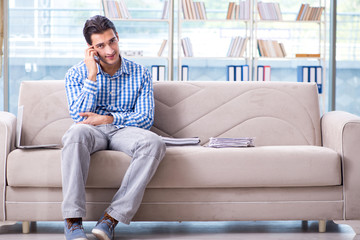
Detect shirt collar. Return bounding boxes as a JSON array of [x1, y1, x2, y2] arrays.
[[96, 55, 129, 77]]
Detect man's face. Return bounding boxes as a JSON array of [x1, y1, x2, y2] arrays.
[[90, 29, 120, 66]]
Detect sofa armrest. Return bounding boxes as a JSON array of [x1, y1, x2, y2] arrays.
[[0, 111, 16, 221], [321, 111, 360, 220]]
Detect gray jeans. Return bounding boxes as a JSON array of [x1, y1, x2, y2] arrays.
[[61, 124, 166, 225]]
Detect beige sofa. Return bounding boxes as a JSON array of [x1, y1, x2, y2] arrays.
[[1, 80, 360, 234]]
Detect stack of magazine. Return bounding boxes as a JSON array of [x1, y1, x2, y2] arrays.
[[208, 137, 255, 148], [162, 137, 201, 146]]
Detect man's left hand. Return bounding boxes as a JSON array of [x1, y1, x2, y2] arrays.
[[78, 112, 114, 126]]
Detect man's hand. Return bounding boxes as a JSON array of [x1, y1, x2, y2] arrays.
[[78, 112, 114, 126], [84, 46, 99, 81]]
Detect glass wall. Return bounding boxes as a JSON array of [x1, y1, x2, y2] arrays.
[[2, 0, 360, 116], [8, 0, 101, 113], [335, 0, 360, 115]]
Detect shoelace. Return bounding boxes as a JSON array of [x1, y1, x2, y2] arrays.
[[66, 218, 84, 232], [99, 213, 118, 231]]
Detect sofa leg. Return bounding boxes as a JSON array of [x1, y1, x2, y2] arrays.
[[22, 221, 30, 234], [319, 220, 326, 233], [334, 220, 360, 234]]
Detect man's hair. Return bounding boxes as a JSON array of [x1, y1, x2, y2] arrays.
[[83, 15, 117, 45]]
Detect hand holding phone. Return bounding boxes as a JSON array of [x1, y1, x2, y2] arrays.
[[85, 46, 99, 81]]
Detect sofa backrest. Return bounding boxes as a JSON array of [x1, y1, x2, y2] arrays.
[[18, 80, 321, 147]]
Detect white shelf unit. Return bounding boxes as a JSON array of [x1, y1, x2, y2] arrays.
[[102, 0, 327, 86], [177, 0, 252, 81], [252, 0, 327, 85], [102, 0, 174, 80]]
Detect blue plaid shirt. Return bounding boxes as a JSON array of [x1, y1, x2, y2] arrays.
[[65, 57, 154, 130]]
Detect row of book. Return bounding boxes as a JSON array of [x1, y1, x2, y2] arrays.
[[227, 65, 249, 82], [226, 1, 251, 20], [227, 36, 249, 58], [181, 37, 194, 57], [257, 39, 286, 58], [103, 0, 169, 19], [151, 65, 166, 81], [153, 65, 188, 81], [257, 2, 282, 20], [297, 66, 323, 93], [151, 65, 190, 81], [227, 65, 271, 81], [257, 65, 271, 81], [296, 4, 324, 21], [102, 0, 131, 19], [182, 0, 207, 20]]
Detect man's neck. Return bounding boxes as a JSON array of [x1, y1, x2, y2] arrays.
[[100, 57, 122, 76]]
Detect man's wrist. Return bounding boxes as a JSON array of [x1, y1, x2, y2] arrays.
[[106, 115, 114, 124], [88, 74, 97, 82]]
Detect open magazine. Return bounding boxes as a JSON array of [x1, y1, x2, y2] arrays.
[[208, 137, 255, 148], [161, 136, 201, 146]]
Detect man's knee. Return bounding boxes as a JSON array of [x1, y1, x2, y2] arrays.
[[62, 124, 94, 146], [138, 131, 166, 160]]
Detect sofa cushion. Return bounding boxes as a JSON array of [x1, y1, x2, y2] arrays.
[[7, 145, 340, 188]]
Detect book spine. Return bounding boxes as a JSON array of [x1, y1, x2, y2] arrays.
[[182, 65, 189, 81]]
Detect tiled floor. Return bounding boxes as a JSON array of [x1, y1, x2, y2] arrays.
[[0, 220, 358, 240]]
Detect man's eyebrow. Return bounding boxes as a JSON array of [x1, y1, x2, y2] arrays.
[[94, 37, 116, 48]]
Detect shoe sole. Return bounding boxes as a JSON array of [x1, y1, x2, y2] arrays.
[[64, 237, 88, 240], [92, 229, 111, 240]]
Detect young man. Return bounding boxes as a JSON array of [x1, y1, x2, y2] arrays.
[[62, 15, 166, 240]]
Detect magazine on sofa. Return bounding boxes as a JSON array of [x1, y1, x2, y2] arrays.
[[161, 136, 201, 146], [208, 137, 255, 148]]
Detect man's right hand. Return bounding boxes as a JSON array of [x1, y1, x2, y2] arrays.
[[84, 46, 99, 81]]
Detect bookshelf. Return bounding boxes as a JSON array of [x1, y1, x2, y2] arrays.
[[101, 0, 326, 88], [101, 0, 174, 80], [177, 0, 252, 81], [253, 0, 326, 99]]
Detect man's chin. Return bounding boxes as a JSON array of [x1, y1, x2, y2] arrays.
[[100, 56, 120, 65]]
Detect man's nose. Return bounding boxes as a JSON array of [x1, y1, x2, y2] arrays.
[[105, 45, 114, 54]]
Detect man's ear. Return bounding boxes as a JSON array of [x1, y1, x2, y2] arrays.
[[116, 32, 119, 41]]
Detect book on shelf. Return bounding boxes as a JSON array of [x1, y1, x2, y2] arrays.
[[161, 0, 169, 19], [257, 39, 286, 58], [157, 39, 167, 57], [226, 0, 250, 20], [208, 137, 255, 148], [257, 2, 282, 20], [257, 65, 271, 81], [181, 37, 194, 57], [296, 4, 324, 21], [182, 0, 207, 20], [227, 36, 249, 58], [162, 136, 200, 146], [295, 53, 321, 58], [151, 65, 166, 81], [181, 65, 189, 81], [297, 66, 323, 93], [227, 65, 249, 82], [102, 0, 131, 19]]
